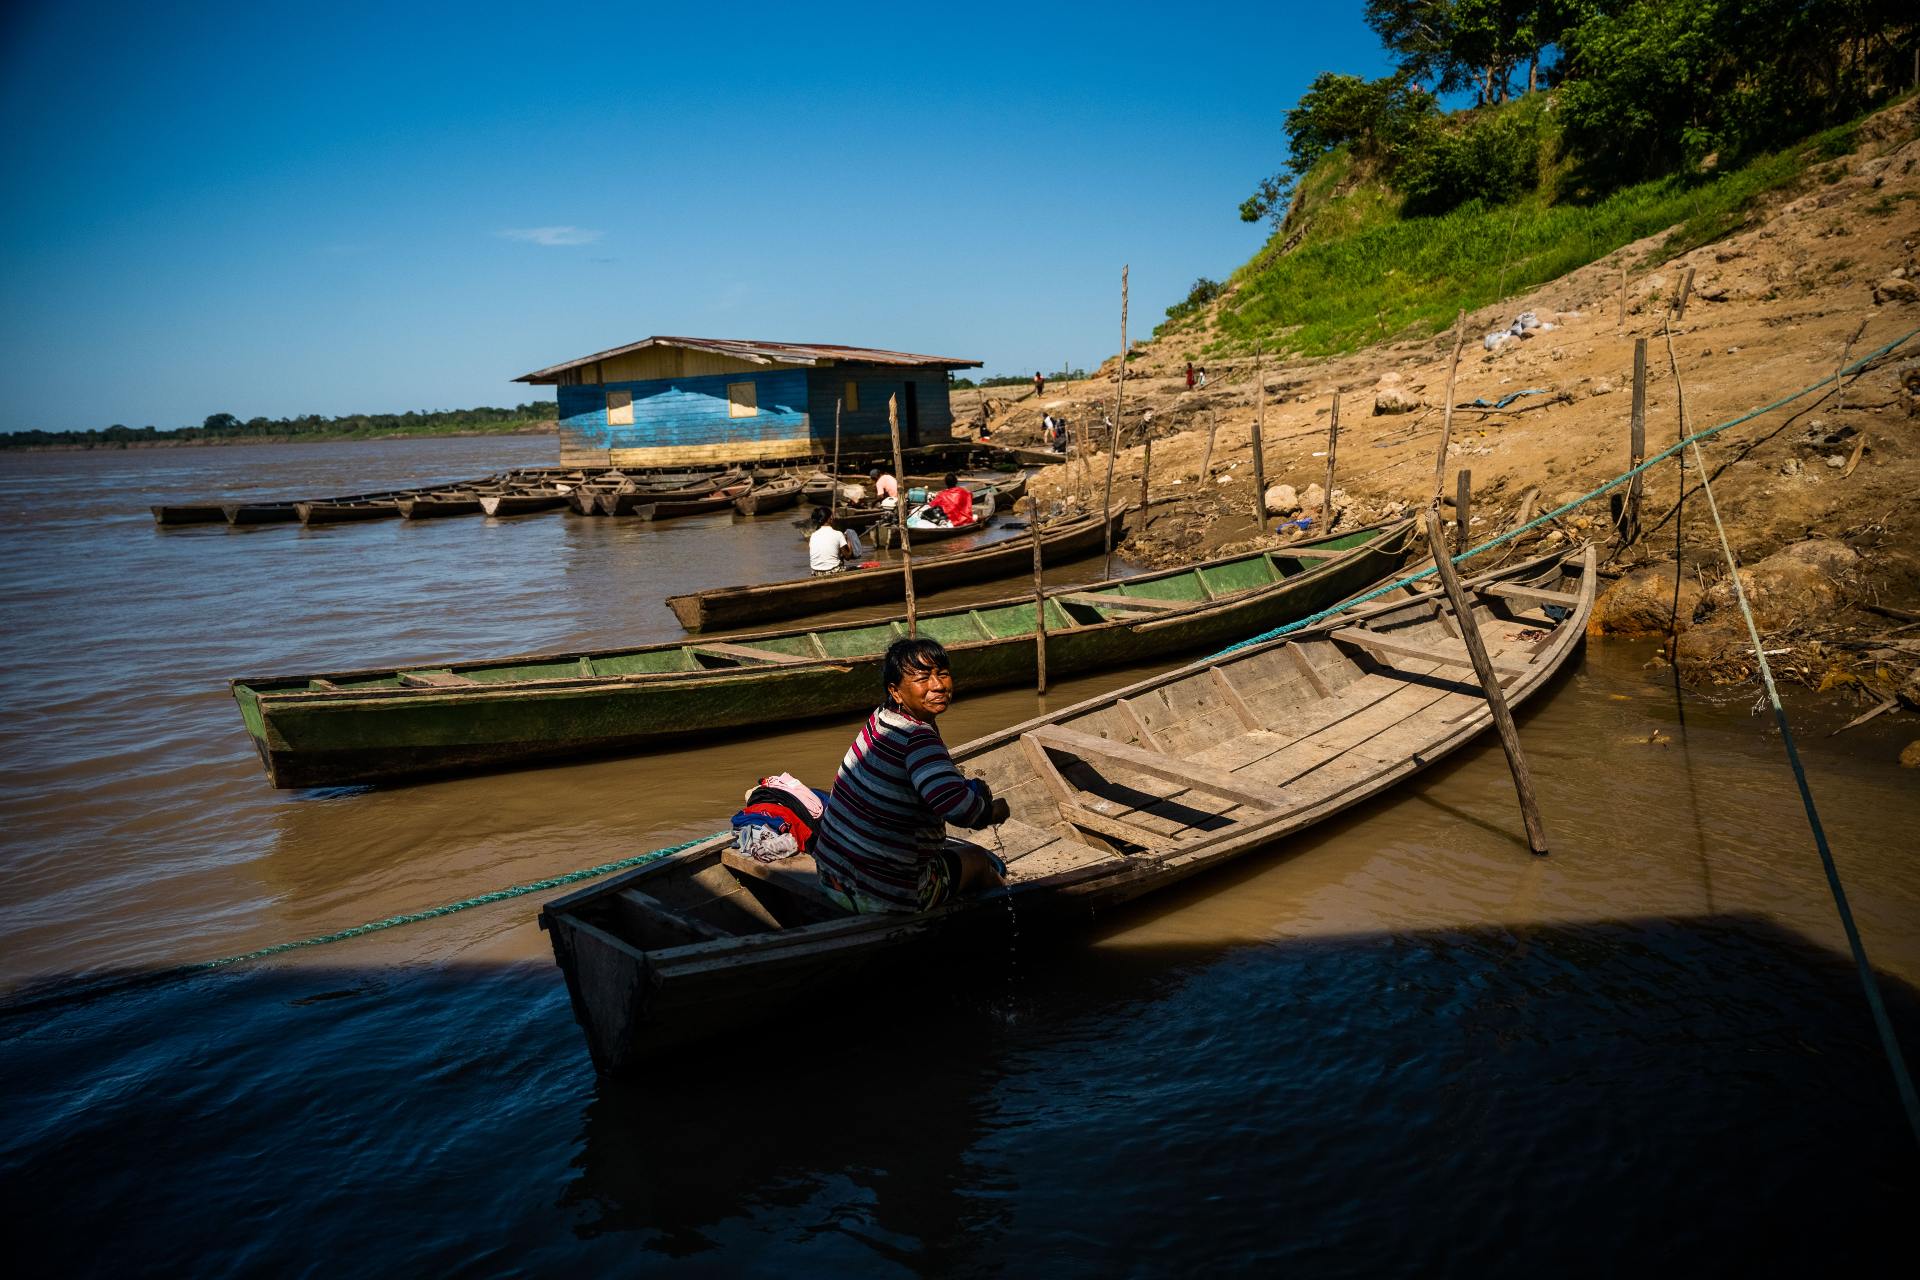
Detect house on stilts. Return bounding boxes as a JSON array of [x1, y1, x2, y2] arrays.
[[514, 336, 982, 468]]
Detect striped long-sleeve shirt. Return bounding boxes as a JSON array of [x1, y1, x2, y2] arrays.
[[812, 705, 991, 912]]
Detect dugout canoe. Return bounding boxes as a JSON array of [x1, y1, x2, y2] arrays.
[[670, 505, 1130, 633], [227, 520, 1414, 789], [599, 470, 750, 516], [151, 504, 229, 525], [297, 497, 408, 524], [609, 481, 753, 520], [482, 489, 569, 517], [733, 476, 804, 516], [540, 545, 1597, 1072], [399, 491, 488, 519]]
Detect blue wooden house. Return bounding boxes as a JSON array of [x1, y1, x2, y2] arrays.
[[514, 336, 982, 468]]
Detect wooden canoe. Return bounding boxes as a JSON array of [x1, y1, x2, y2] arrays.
[[598, 470, 750, 516], [150, 504, 229, 525], [227, 520, 1414, 788], [733, 476, 804, 516], [481, 490, 569, 517], [398, 492, 487, 519], [669, 506, 1131, 633], [614, 481, 753, 520], [540, 545, 1596, 1072], [297, 498, 408, 524]]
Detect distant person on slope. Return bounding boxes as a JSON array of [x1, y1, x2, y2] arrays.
[[1033, 371, 1045, 399], [1186, 361, 1195, 391]]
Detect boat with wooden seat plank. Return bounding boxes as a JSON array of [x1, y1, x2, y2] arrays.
[[297, 496, 411, 523], [597, 470, 750, 516], [228, 520, 1414, 789], [539, 545, 1595, 1072], [897, 489, 998, 541], [604, 480, 753, 520], [398, 491, 490, 519], [671, 504, 1127, 632], [150, 503, 229, 525], [481, 489, 569, 517], [733, 476, 804, 516]]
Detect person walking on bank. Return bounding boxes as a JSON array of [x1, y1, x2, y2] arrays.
[[1186, 361, 1195, 391], [812, 638, 1009, 913], [1033, 370, 1045, 399]]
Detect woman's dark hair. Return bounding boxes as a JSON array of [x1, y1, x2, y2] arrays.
[[882, 637, 951, 703]]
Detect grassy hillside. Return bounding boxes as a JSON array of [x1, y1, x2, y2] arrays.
[[1162, 96, 1911, 361]]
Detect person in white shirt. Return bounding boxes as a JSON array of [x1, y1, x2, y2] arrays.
[[808, 509, 854, 575]]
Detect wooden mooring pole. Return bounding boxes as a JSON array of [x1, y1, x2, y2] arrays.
[[1250, 347, 1268, 528], [1424, 508, 1550, 855], [1200, 408, 1219, 483], [1620, 337, 1647, 547], [1618, 261, 1628, 330], [1031, 513, 1048, 694], [1138, 432, 1152, 517], [1454, 468, 1472, 557], [1431, 312, 1467, 503], [830, 396, 843, 520], [1101, 265, 1128, 578], [1320, 392, 1340, 531], [889, 394, 916, 636], [1672, 266, 1695, 321]]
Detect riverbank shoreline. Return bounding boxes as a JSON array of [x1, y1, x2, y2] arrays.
[[1, 421, 558, 453]]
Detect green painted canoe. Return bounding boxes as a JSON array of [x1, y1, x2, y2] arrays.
[[230, 520, 1415, 789]]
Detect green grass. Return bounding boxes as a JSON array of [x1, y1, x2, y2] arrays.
[[1210, 113, 1898, 359]]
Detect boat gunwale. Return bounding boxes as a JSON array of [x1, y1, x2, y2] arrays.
[[541, 545, 1594, 978], [231, 519, 1413, 700]]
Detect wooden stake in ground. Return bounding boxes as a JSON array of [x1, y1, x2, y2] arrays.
[[1320, 392, 1340, 531], [1455, 468, 1472, 557], [1250, 347, 1268, 528], [1672, 266, 1695, 321], [1200, 408, 1219, 483], [1101, 265, 1128, 578], [1430, 311, 1467, 503], [830, 396, 843, 520], [1618, 261, 1628, 329], [1620, 337, 1647, 547], [1138, 433, 1152, 516], [888, 394, 916, 636], [1030, 513, 1048, 694], [1424, 508, 1550, 855]]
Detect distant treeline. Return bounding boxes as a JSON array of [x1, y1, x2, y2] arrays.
[[0, 402, 559, 449]]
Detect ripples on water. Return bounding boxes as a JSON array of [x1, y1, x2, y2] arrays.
[[0, 439, 1915, 1274]]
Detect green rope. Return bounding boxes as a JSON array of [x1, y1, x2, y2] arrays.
[[1684, 427, 1920, 1148], [2, 832, 722, 1017], [1209, 326, 1919, 659]]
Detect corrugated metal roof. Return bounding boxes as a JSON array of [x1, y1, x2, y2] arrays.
[[515, 335, 983, 383]]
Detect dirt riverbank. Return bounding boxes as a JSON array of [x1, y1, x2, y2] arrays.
[[957, 100, 1920, 732]]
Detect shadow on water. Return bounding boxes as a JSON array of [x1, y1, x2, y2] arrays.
[[3, 914, 1915, 1276]]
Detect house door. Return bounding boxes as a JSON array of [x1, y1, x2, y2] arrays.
[[903, 381, 921, 446]]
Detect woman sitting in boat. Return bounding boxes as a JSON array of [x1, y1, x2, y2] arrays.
[[926, 474, 975, 526], [812, 638, 1009, 914]]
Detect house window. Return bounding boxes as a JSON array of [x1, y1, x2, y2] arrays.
[[727, 381, 758, 418], [606, 389, 634, 426], [842, 380, 860, 413]]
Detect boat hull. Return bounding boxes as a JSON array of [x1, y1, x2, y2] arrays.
[[668, 506, 1129, 631], [231, 521, 1412, 787]]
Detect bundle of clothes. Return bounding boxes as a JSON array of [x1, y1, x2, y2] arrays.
[[730, 772, 831, 863]]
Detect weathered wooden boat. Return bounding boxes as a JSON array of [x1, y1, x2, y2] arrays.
[[150, 504, 228, 525], [297, 496, 408, 524], [733, 476, 804, 516], [223, 500, 302, 525], [228, 520, 1414, 789], [610, 481, 753, 520], [899, 489, 999, 541], [668, 506, 1130, 632], [481, 489, 569, 517], [542, 546, 1597, 1071], [398, 491, 488, 519], [598, 470, 749, 516]]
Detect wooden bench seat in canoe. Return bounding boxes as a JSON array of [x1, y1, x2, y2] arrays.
[[688, 641, 812, 666], [719, 847, 842, 917]]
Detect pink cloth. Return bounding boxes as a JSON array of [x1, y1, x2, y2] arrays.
[[875, 474, 899, 500], [758, 772, 824, 819]]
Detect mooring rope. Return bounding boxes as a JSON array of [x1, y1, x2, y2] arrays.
[[1209, 326, 1919, 659], [1683, 428, 1920, 1147], [1, 833, 721, 1018]]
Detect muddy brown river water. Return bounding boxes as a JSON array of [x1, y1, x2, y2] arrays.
[[1, 437, 1916, 1275]]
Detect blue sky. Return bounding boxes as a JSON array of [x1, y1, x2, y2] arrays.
[[0, 1, 1392, 431]]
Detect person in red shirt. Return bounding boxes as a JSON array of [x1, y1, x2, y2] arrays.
[[1186, 361, 1195, 390], [928, 473, 974, 526]]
